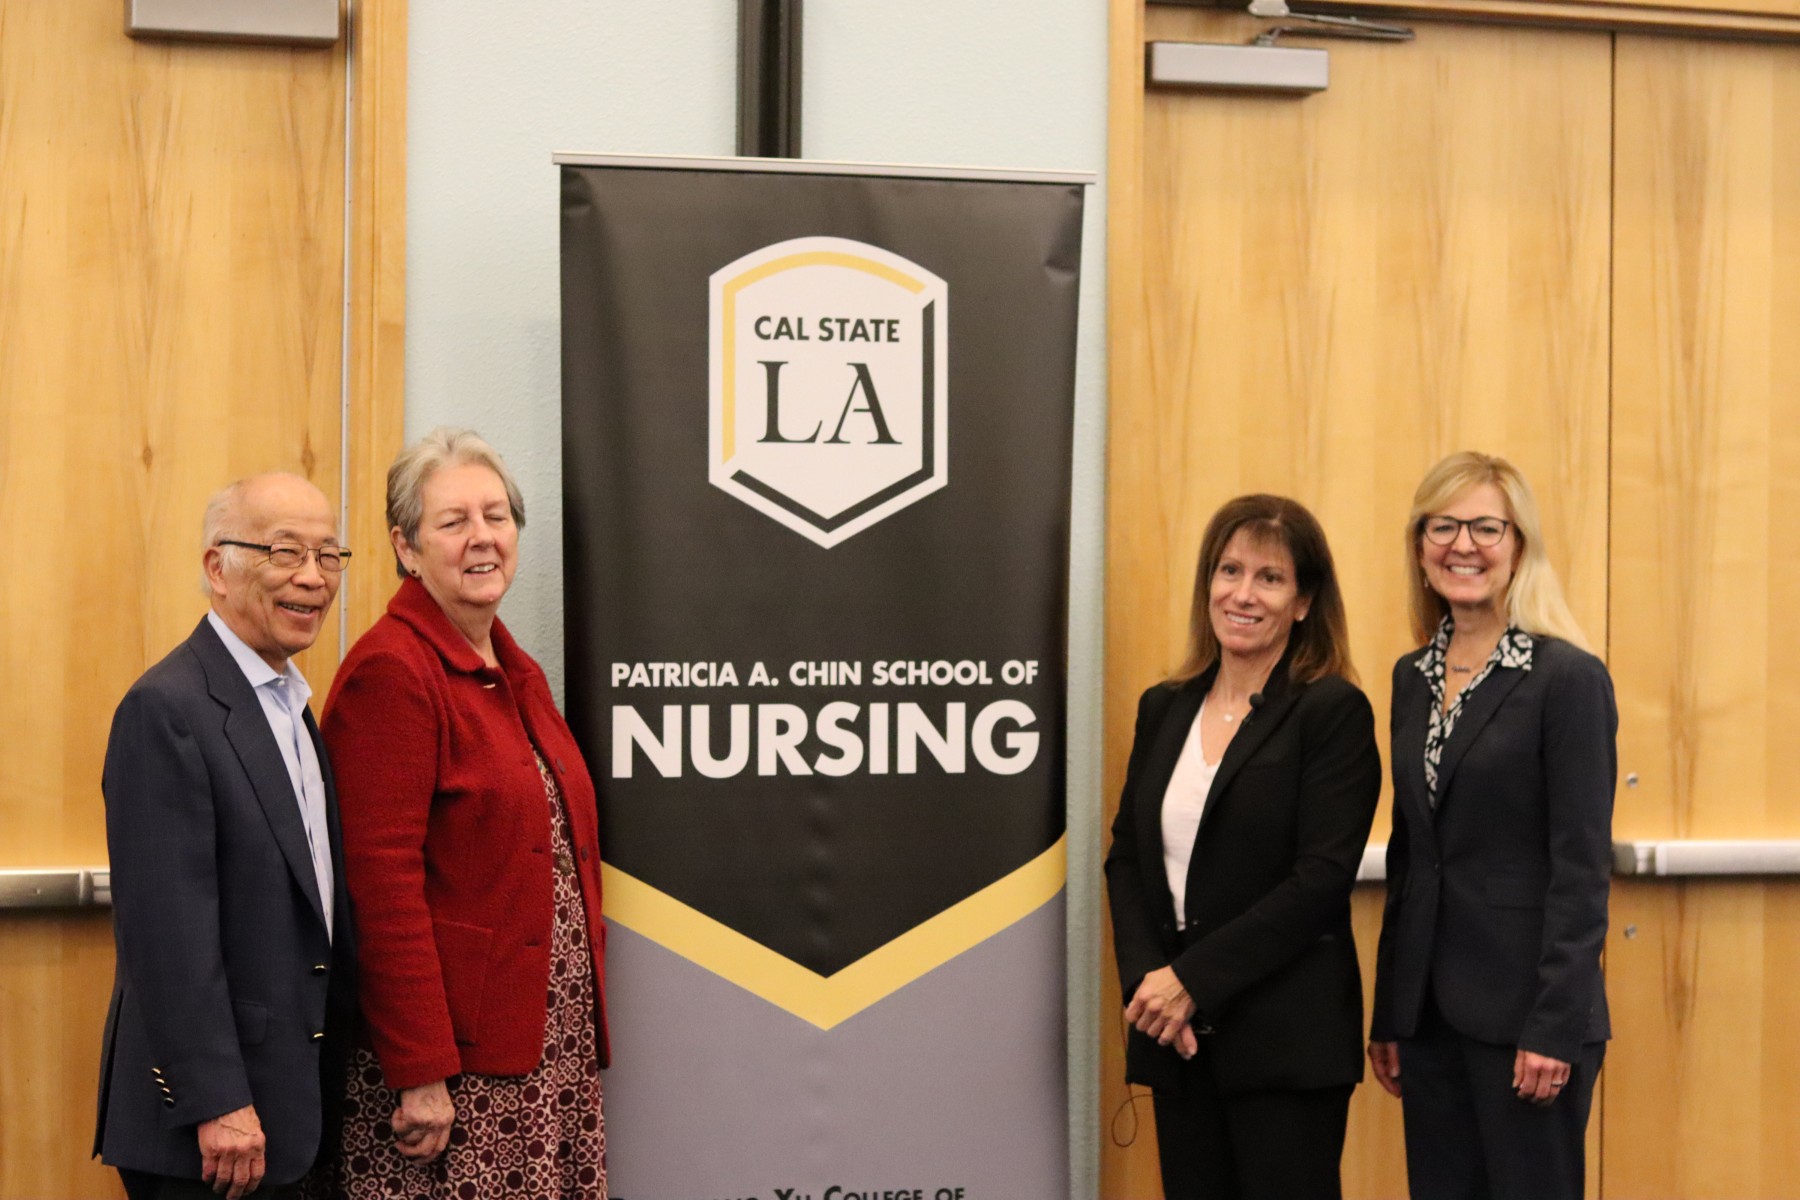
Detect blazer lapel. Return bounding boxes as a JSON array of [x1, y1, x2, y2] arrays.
[[192, 620, 330, 931], [1392, 654, 1435, 824], [306, 706, 352, 940], [1196, 672, 1299, 843], [1134, 676, 1207, 918], [306, 706, 338, 842], [1433, 661, 1528, 809]]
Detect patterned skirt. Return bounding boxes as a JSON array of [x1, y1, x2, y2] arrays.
[[319, 755, 606, 1200]]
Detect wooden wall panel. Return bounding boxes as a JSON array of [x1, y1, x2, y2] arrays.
[[0, 0, 389, 1193], [1106, 9, 1613, 1196], [0, 0, 347, 871], [0, 916, 118, 1196], [1611, 35, 1800, 844], [1605, 33, 1800, 1198]]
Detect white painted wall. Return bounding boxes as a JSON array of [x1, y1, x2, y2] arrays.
[[406, 4, 1107, 1194]]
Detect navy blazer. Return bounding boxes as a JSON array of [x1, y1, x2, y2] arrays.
[[95, 618, 357, 1185], [1105, 658, 1381, 1096], [1370, 635, 1616, 1064]]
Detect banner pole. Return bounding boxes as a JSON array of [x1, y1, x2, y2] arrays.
[[736, 0, 803, 158]]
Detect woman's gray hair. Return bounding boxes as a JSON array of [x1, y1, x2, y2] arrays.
[[387, 428, 527, 578]]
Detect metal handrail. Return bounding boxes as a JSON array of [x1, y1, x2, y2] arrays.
[[1609, 840, 1800, 877], [0, 869, 111, 909], [1355, 840, 1800, 884], [4, 844, 1798, 908]]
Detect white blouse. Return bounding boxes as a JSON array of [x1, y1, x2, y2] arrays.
[[1160, 699, 1221, 930]]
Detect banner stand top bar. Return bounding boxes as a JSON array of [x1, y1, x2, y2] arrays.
[[552, 151, 1095, 187]]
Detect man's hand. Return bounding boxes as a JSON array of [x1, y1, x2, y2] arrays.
[[198, 1105, 266, 1198], [392, 1079, 456, 1162]]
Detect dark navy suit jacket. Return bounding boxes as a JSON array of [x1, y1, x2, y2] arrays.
[[1371, 635, 1616, 1064], [94, 617, 356, 1184], [1106, 658, 1381, 1096]]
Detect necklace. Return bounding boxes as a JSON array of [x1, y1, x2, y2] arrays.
[[1210, 673, 1266, 727], [1446, 635, 1499, 678], [1213, 694, 1252, 723]]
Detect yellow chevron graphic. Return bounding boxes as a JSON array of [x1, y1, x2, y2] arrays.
[[602, 834, 1066, 1029]]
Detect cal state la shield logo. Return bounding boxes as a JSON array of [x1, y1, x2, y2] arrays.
[[709, 237, 948, 548]]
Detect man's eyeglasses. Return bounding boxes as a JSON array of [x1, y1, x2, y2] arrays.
[[1420, 517, 1511, 548], [217, 540, 353, 572]]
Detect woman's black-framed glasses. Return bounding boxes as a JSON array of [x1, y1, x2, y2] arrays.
[[217, 540, 352, 572], [1421, 516, 1511, 548]]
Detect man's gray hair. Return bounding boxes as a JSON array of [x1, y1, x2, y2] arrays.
[[198, 479, 252, 594], [387, 428, 527, 578], [198, 472, 334, 593]]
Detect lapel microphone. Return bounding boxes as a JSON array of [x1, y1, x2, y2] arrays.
[[1246, 692, 1264, 722]]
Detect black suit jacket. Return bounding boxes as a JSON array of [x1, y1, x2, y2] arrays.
[[1105, 659, 1381, 1095], [95, 617, 357, 1184], [1370, 635, 1615, 1064]]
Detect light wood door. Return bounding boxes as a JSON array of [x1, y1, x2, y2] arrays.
[[1107, 8, 1613, 1197], [1604, 33, 1800, 1198], [0, 2, 349, 1194]]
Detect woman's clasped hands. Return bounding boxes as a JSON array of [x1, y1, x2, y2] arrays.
[[1126, 965, 1200, 1060]]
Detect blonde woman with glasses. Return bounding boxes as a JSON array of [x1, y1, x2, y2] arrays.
[[1368, 452, 1616, 1200]]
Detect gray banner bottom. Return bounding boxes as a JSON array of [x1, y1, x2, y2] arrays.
[[601, 894, 1070, 1200]]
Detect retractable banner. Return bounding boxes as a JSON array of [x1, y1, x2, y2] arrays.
[[559, 155, 1086, 1200]]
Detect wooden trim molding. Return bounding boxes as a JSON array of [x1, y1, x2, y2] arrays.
[[345, 0, 407, 639], [1154, 0, 1800, 41], [1101, 0, 1155, 1193], [1309, 0, 1800, 40]]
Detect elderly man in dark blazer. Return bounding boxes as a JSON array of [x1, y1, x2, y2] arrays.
[[95, 473, 357, 1200]]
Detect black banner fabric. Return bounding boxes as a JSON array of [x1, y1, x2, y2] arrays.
[[559, 158, 1083, 1196]]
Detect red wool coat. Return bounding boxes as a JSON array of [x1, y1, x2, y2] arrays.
[[322, 578, 608, 1091]]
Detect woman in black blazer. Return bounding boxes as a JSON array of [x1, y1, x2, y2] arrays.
[[1368, 452, 1617, 1200], [1106, 494, 1381, 1200]]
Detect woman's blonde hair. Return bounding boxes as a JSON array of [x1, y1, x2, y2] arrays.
[[1405, 451, 1590, 651], [1171, 494, 1357, 687], [386, 427, 527, 579]]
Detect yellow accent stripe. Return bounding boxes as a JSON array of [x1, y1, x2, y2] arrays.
[[719, 251, 927, 465], [603, 835, 1067, 1030], [729, 251, 927, 297], [722, 296, 736, 462]]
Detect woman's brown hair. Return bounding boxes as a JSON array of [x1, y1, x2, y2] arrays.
[[1170, 494, 1357, 686]]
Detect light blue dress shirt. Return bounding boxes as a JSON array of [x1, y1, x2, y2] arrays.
[[206, 610, 335, 938]]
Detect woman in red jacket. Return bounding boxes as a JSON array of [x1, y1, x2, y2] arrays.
[[318, 428, 608, 1200]]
